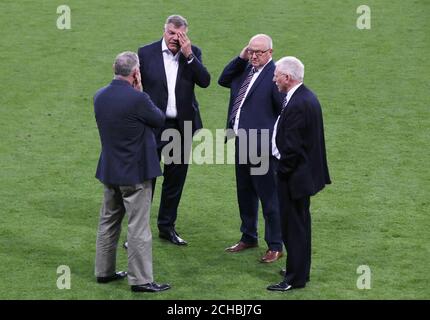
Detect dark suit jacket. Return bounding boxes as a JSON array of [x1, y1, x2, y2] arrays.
[[137, 39, 210, 142], [94, 79, 165, 185], [218, 57, 285, 160], [276, 84, 331, 199], [218, 57, 284, 134]]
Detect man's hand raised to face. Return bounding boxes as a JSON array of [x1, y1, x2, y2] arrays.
[[178, 32, 193, 59], [132, 69, 143, 92], [239, 45, 250, 60]]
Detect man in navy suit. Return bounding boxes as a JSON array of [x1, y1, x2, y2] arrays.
[[137, 15, 211, 245], [94, 51, 170, 293], [218, 34, 284, 263], [268, 56, 331, 292]]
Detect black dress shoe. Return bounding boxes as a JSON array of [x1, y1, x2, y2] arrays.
[[131, 282, 171, 293], [267, 279, 305, 292], [159, 230, 187, 246], [96, 271, 127, 283]]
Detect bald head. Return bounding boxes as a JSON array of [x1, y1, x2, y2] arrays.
[[247, 34, 273, 68], [249, 34, 273, 50]]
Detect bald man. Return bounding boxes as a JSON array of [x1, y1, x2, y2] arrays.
[[219, 34, 285, 263]]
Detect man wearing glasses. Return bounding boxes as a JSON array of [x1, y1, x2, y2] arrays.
[[219, 34, 285, 263]]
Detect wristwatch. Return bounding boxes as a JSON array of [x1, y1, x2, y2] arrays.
[[187, 53, 195, 62]]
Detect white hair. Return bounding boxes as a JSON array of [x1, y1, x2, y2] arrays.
[[250, 34, 273, 49], [276, 56, 304, 81]]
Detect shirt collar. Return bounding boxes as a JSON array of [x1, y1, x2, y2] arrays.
[[161, 38, 169, 52], [287, 82, 303, 101]]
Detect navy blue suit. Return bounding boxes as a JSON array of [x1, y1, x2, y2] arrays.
[[219, 57, 285, 251], [138, 40, 211, 232], [275, 84, 331, 287], [94, 79, 165, 185]]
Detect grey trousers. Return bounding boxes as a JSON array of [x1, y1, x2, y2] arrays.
[[95, 181, 153, 285]]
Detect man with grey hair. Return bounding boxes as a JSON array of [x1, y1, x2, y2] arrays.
[[268, 56, 331, 291], [219, 34, 284, 263], [137, 15, 211, 246], [94, 51, 170, 293]]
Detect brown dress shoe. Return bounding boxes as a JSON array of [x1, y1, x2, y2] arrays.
[[260, 250, 283, 263], [225, 241, 258, 252]]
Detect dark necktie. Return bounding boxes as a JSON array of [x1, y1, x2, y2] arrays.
[[229, 67, 257, 125], [283, 96, 288, 108], [279, 96, 289, 116]]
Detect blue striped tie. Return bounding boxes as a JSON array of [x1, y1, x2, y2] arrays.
[[229, 67, 257, 125]]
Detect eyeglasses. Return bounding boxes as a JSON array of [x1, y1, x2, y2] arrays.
[[247, 49, 270, 57]]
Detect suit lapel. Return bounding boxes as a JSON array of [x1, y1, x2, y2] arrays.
[[156, 39, 168, 91], [287, 84, 305, 108], [280, 84, 306, 120], [243, 61, 274, 102], [176, 53, 187, 86]]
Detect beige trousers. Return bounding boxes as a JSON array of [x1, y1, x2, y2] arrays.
[[95, 181, 153, 285]]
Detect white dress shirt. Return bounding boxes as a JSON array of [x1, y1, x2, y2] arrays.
[[162, 40, 180, 118], [272, 82, 303, 159], [233, 58, 273, 134], [161, 40, 194, 118]]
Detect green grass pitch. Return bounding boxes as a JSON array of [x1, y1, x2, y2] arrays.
[[0, 0, 429, 299]]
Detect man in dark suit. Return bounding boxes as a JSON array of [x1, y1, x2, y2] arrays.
[[267, 56, 331, 291], [218, 34, 284, 263], [94, 51, 170, 293], [137, 15, 211, 246]]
